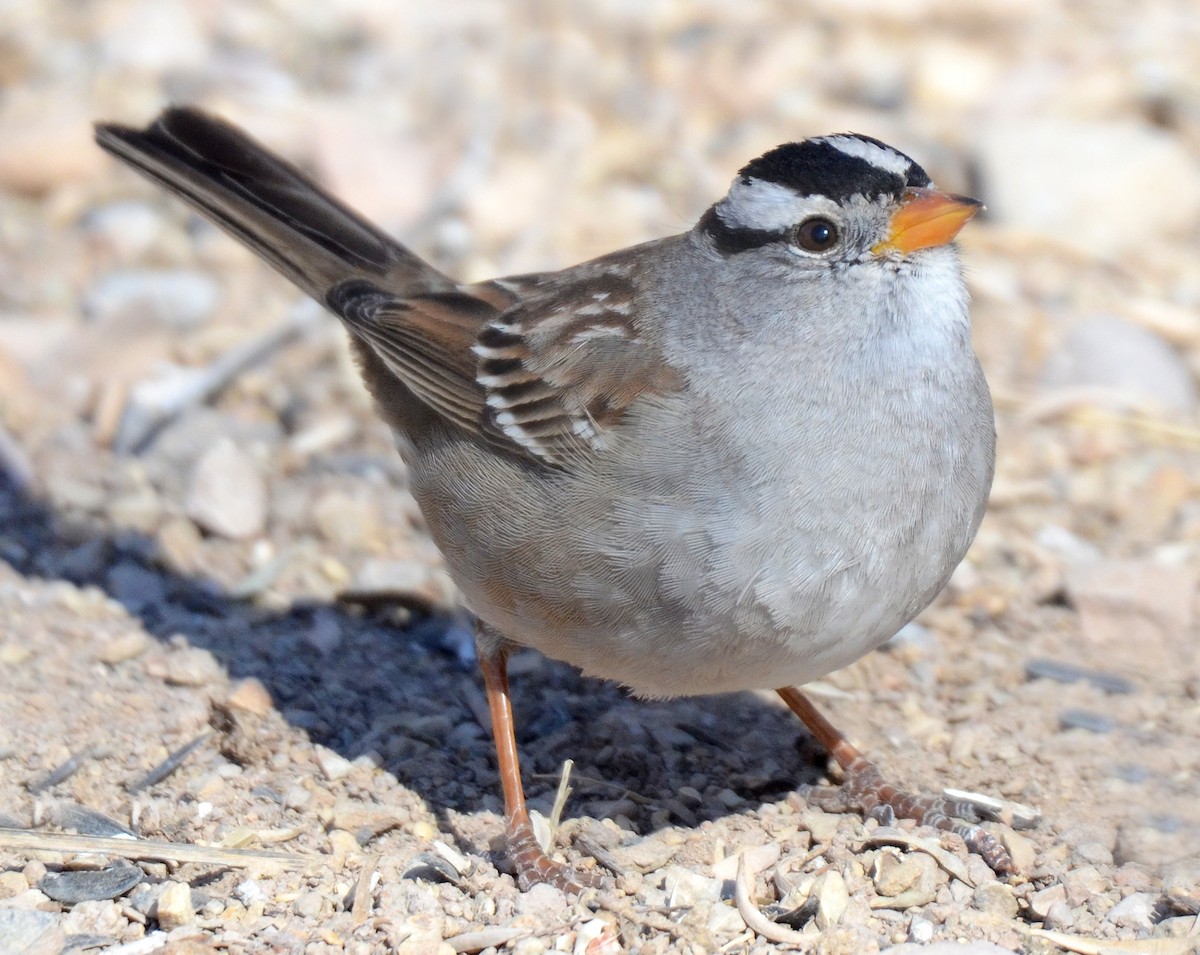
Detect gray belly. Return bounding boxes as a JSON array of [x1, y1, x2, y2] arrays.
[[412, 378, 994, 698]]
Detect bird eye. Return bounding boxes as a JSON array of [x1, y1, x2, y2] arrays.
[[795, 217, 839, 252]]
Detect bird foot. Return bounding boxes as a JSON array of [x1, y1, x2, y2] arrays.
[[797, 758, 1014, 874], [507, 817, 603, 894]]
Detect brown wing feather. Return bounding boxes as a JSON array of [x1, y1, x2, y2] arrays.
[[330, 256, 679, 468], [329, 281, 490, 437], [470, 256, 680, 465], [98, 108, 677, 468]]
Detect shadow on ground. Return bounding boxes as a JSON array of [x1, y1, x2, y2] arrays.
[[0, 467, 818, 839]]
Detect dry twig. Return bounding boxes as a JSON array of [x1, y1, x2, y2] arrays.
[[0, 827, 314, 870]]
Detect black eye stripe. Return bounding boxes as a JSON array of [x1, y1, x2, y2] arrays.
[[698, 207, 787, 256], [700, 132, 932, 257]]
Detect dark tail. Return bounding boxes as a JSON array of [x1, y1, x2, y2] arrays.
[[94, 107, 451, 302]]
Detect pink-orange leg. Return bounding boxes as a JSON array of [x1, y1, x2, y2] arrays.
[[479, 645, 601, 892], [777, 686, 1013, 873]]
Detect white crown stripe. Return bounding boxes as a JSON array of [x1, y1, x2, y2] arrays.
[[716, 177, 810, 232], [816, 135, 912, 177]]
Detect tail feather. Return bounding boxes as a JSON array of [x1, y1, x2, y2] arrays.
[[94, 107, 449, 302]]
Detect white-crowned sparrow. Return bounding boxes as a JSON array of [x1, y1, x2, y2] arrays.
[[95, 109, 1003, 890]]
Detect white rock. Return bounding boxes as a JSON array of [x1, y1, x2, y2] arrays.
[[712, 843, 781, 881], [706, 903, 746, 936], [977, 120, 1200, 257], [813, 869, 850, 929], [99, 0, 208, 71], [1035, 525, 1101, 566], [1029, 883, 1066, 920], [315, 747, 353, 782], [185, 439, 268, 540], [662, 865, 724, 905], [1105, 891, 1157, 929], [82, 202, 166, 260], [907, 915, 934, 943], [84, 269, 220, 331], [345, 558, 457, 610], [1041, 314, 1197, 413], [236, 880, 266, 905], [0, 910, 64, 953], [154, 881, 193, 930]]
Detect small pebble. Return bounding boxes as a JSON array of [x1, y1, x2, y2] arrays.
[[1043, 900, 1076, 931], [714, 788, 742, 810], [235, 881, 266, 906], [49, 803, 136, 839], [1072, 841, 1115, 867], [873, 849, 920, 896], [0, 871, 30, 897], [84, 269, 219, 330], [712, 842, 780, 880], [813, 869, 850, 929], [907, 915, 934, 943], [1024, 658, 1134, 694], [81, 200, 165, 259], [154, 880, 194, 929], [315, 746, 353, 781], [1000, 829, 1036, 874], [1063, 865, 1108, 905], [1029, 884, 1067, 920], [283, 785, 311, 810], [226, 677, 274, 716], [40, 861, 143, 904], [152, 645, 223, 687], [662, 865, 724, 905], [293, 890, 324, 918], [330, 800, 410, 838], [185, 438, 268, 540], [1104, 891, 1157, 929], [95, 631, 151, 665], [1058, 709, 1117, 734], [972, 881, 1018, 918], [706, 902, 746, 935], [0, 910, 64, 954], [344, 557, 457, 611]]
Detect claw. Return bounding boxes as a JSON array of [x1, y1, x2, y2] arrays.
[[778, 685, 1017, 875]]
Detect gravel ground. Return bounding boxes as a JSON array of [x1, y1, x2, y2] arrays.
[[1, 2, 1199, 953]]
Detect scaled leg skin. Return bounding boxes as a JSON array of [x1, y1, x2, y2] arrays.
[[478, 640, 601, 892], [777, 685, 1014, 873]]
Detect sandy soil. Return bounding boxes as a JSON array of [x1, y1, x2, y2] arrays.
[[1, 1, 1198, 953]]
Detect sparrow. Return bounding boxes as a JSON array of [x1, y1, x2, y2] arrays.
[[95, 108, 1003, 891]]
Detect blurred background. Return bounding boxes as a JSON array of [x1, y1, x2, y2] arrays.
[[0, 0, 1198, 948], [4, 0, 1196, 647], [3, 0, 1199, 447]]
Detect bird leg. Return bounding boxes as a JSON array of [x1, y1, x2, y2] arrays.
[[478, 644, 601, 892], [776, 685, 1013, 873]]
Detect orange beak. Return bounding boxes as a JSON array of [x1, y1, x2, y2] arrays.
[[872, 188, 984, 256]]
